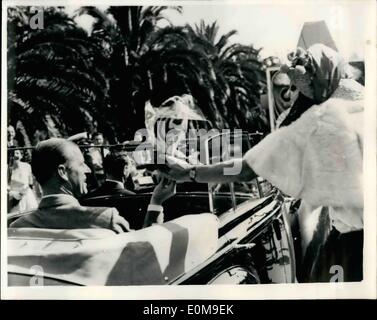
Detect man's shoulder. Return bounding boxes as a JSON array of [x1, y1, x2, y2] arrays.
[[10, 204, 119, 229], [84, 182, 135, 199], [76, 203, 118, 215]]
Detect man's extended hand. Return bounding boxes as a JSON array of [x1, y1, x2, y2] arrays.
[[150, 176, 177, 205], [143, 177, 176, 228]]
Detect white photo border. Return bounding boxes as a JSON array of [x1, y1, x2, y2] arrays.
[[1, 0, 376, 300]]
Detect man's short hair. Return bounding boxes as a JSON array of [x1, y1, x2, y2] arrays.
[[103, 152, 130, 180], [31, 138, 78, 185], [92, 132, 103, 138]]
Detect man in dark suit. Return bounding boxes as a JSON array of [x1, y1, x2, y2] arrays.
[[84, 152, 135, 198]]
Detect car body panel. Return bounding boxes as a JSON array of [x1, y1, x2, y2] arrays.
[[8, 190, 297, 286]]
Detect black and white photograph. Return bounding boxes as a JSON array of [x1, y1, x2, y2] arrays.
[[1, 0, 376, 300]]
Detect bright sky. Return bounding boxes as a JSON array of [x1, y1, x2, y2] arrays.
[[68, 0, 373, 62]]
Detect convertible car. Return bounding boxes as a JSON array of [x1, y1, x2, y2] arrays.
[[7, 132, 301, 286], [8, 185, 299, 286]]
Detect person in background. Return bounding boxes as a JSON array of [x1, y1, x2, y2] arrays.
[[89, 132, 110, 184], [84, 152, 135, 198], [7, 125, 19, 197], [10, 138, 176, 231], [8, 149, 38, 213], [161, 44, 364, 282], [81, 139, 100, 191], [7, 125, 18, 148]]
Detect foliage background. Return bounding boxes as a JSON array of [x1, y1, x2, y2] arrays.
[[7, 6, 279, 145]]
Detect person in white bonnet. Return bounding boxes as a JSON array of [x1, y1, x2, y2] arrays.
[[162, 44, 364, 282]]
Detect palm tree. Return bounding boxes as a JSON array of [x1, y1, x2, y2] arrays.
[[75, 8, 270, 137], [190, 20, 269, 132], [8, 6, 110, 142], [8, 5, 272, 147], [78, 7, 228, 133], [75, 6, 188, 140]]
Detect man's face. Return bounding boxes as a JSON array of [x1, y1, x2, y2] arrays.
[[94, 134, 104, 145], [63, 145, 91, 197]]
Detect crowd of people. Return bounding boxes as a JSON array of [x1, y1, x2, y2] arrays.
[[7, 44, 364, 283]]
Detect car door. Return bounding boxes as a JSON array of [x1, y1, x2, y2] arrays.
[[171, 194, 296, 285]]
